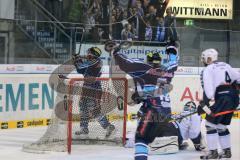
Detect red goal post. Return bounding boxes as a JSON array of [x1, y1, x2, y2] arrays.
[[67, 77, 128, 154]]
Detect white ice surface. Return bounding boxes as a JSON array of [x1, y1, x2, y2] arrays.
[[0, 120, 239, 160]]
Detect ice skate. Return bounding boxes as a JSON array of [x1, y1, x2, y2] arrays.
[[179, 142, 189, 150], [219, 148, 231, 159], [194, 143, 206, 151], [105, 124, 115, 137], [200, 150, 219, 159], [75, 128, 89, 136]]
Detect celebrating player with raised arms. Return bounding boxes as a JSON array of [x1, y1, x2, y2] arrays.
[[72, 47, 115, 137], [110, 42, 178, 160]]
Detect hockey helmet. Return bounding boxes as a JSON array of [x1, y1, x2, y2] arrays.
[[201, 48, 218, 65], [183, 101, 197, 112], [146, 51, 162, 65], [166, 46, 177, 55], [88, 47, 102, 58]]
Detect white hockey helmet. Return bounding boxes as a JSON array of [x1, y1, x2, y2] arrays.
[[201, 48, 218, 65]]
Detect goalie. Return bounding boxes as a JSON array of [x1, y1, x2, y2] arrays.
[[72, 47, 115, 137]]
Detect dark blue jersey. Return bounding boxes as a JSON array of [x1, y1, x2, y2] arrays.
[[162, 54, 178, 83], [74, 58, 102, 77], [113, 51, 165, 88]]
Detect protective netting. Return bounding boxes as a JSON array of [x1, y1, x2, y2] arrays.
[[22, 77, 127, 153]]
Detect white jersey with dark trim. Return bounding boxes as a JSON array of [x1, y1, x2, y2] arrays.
[[201, 61, 240, 99], [177, 111, 202, 140]]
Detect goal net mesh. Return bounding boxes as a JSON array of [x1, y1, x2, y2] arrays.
[[22, 77, 127, 153]]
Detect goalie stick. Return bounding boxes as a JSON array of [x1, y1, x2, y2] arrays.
[[171, 106, 240, 122], [131, 99, 240, 123]]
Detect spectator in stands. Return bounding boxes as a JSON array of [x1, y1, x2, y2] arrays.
[[144, 5, 157, 38], [122, 9, 129, 20], [112, 16, 122, 40], [141, 0, 151, 15], [150, 0, 169, 17], [164, 7, 178, 42], [130, 21, 138, 40], [145, 5, 157, 26], [128, 7, 138, 38], [115, 7, 123, 22], [144, 20, 153, 41], [136, 0, 144, 17], [135, 0, 145, 41], [155, 16, 165, 42], [121, 23, 135, 41], [87, 0, 102, 16], [89, 20, 104, 42]]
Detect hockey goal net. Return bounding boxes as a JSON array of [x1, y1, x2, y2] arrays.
[[22, 77, 128, 154]]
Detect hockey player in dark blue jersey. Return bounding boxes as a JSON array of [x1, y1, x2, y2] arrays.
[[73, 47, 115, 137], [125, 101, 205, 153], [112, 44, 178, 160], [162, 43, 179, 83]]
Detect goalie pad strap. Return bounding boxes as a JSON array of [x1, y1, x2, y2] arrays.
[[149, 136, 179, 155]]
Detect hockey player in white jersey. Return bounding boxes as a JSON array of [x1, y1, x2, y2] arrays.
[[197, 48, 240, 159], [177, 101, 205, 151]]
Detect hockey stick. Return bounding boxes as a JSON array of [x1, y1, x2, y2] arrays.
[[170, 106, 240, 122], [104, 40, 132, 53], [213, 107, 240, 117], [104, 40, 132, 78]]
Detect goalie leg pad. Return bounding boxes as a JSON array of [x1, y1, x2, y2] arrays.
[[149, 136, 179, 155]]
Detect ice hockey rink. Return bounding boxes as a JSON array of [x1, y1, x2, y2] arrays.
[[0, 119, 239, 160]]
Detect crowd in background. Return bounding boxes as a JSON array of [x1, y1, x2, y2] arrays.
[[87, 0, 178, 42], [39, 0, 178, 43]]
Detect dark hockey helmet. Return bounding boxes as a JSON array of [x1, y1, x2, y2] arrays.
[[166, 41, 178, 55], [166, 46, 177, 55], [183, 101, 197, 112], [88, 47, 102, 58], [146, 51, 162, 64]]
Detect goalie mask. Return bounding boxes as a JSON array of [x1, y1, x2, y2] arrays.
[[183, 101, 197, 112], [146, 51, 162, 68], [201, 48, 218, 66]]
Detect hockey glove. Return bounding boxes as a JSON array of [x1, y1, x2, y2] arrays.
[[72, 54, 83, 64], [58, 74, 68, 79], [233, 80, 240, 90], [197, 100, 213, 116], [137, 105, 147, 118], [131, 92, 142, 104]]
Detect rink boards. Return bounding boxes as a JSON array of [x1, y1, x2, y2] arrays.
[[0, 65, 239, 129]]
